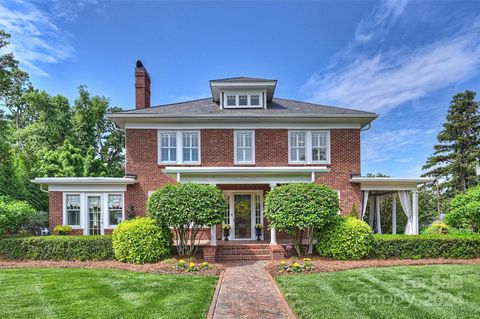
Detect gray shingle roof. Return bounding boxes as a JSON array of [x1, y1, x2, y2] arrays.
[[209, 77, 276, 83], [110, 97, 377, 118]]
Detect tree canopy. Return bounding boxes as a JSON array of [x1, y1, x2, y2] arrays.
[[0, 30, 125, 212], [422, 91, 480, 197]]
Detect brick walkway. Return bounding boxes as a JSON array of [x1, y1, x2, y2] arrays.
[[210, 261, 295, 319]]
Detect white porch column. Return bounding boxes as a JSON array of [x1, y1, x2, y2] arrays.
[[368, 196, 375, 229], [412, 189, 419, 235], [392, 193, 397, 234], [210, 225, 217, 246], [269, 183, 277, 245]]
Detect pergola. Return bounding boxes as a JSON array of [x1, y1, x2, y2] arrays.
[[350, 177, 433, 235]]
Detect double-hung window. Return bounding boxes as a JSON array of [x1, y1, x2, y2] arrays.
[[234, 130, 255, 164], [65, 194, 81, 226], [290, 132, 306, 162], [182, 132, 199, 163], [289, 130, 330, 164], [158, 131, 200, 164], [312, 131, 328, 162], [160, 132, 177, 163]]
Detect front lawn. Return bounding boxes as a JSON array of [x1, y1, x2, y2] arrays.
[[0, 268, 217, 319], [276, 265, 480, 319]]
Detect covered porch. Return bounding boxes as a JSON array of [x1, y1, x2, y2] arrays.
[[162, 166, 330, 247], [350, 177, 433, 235]]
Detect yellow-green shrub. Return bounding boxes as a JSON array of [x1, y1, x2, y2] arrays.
[[112, 217, 171, 264], [317, 216, 373, 260]]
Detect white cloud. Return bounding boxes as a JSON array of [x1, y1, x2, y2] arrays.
[[0, 1, 96, 76], [362, 127, 437, 164], [354, 0, 410, 43], [303, 4, 480, 113]]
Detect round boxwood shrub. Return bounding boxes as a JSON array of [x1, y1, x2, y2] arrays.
[[317, 216, 373, 260], [112, 217, 171, 264]]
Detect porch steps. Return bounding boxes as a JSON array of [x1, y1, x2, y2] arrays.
[[215, 244, 284, 261]]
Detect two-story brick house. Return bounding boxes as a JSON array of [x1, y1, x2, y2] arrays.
[[34, 61, 429, 259]]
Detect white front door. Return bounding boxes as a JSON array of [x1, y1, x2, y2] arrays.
[[86, 195, 103, 235], [225, 191, 263, 240]]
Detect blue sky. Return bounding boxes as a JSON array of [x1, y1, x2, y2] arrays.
[[1, 0, 480, 177]]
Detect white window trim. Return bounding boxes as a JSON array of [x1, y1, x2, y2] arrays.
[[234, 130, 255, 164], [62, 192, 125, 233], [158, 130, 201, 165], [105, 193, 125, 228], [288, 130, 331, 164], [63, 193, 82, 228], [221, 90, 265, 109]]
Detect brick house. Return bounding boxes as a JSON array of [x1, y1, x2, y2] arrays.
[[34, 61, 430, 259]]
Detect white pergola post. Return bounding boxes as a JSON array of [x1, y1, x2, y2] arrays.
[[375, 196, 382, 234], [269, 183, 277, 245], [392, 193, 397, 234], [412, 189, 419, 235]]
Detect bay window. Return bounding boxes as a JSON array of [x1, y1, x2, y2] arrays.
[[158, 131, 200, 164], [234, 130, 255, 164], [289, 130, 330, 164]]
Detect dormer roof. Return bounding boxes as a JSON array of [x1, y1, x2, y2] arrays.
[[209, 77, 277, 103]]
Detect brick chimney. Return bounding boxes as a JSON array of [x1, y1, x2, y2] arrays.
[[135, 60, 150, 109]]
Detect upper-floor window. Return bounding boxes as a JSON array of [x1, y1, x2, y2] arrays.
[[234, 130, 255, 164], [223, 91, 264, 108], [158, 131, 200, 164], [288, 130, 330, 164]]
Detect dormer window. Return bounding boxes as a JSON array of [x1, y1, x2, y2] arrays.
[[222, 91, 265, 108]]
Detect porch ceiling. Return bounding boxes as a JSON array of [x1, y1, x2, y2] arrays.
[[162, 166, 330, 184]]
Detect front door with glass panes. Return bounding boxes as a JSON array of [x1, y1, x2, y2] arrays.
[[87, 195, 103, 235], [224, 191, 263, 240]]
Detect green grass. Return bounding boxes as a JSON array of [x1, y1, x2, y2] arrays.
[[0, 268, 217, 319], [276, 265, 480, 319]]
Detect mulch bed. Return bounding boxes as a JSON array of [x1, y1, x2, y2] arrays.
[[266, 257, 480, 277], [0, 259, 224, 276]]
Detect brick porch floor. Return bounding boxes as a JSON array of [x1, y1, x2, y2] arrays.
[[210, 261, 295, 319]]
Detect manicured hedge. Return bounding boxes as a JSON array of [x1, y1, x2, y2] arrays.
[[369, 234, 480, 259], [0, 236, 114, 261]]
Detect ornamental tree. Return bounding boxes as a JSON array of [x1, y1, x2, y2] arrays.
[[264, 183, 340, 256], [445, 185, 480, 232], [147, 183, 226, 256]]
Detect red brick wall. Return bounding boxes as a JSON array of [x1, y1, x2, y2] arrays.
[[49, 191, 63, 232], [316, 129, 361, 214], [125, 128, 361, 217]]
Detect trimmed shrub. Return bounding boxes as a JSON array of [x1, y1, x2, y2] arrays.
[[369, 234, 480, 259], [0, 236, 113, 260], [112, 217, 171, 264], [424, 221, 449, 234], [0, 196, 37, 235], [53, 225, 72, 235], [446, 185, 480, 232], [147, 183, 226, 256], [317, 217, 373, 260], [264, 183, 340, 256]]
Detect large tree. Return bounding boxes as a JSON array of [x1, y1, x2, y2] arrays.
[[422, 91, 480, 196]]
